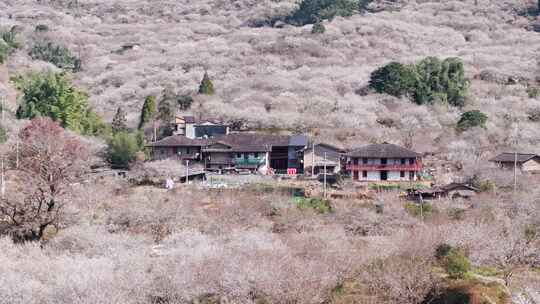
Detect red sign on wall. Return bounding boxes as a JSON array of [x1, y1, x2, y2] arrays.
[[287, 168, 297, 175]]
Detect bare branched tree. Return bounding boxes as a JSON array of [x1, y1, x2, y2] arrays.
[[0, 117, 88, 242], [361, 255, 440, 304]]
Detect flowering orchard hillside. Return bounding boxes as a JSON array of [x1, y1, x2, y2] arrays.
[[1, 0, 540, 154], [0, 1, 540, 303]]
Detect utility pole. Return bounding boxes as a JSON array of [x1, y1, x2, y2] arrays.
[[1, 94, 4, 124], [185, 159, 189, 185], [1, 156, 5, 199], [153, 120, 157, 143], [514, 151, 518, 194], [15, 138, 19, 169], [513, 121, 519, 195], [311, 142, 315, 177], [323, 152, 327, 199]]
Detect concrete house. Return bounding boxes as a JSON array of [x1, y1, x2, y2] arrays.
[[173, 115, 229, 139], [303, 143, 345, 175], [490, 153, 540, 173], [346, 143, 422, 182]]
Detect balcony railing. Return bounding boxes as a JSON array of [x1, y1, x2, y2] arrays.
[[346, 163, 422, 171], [234, 158, 264, 166]]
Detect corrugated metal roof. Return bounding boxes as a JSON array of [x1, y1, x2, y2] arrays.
[[490, 153, 538, 163], [146, 136, 208, 147]]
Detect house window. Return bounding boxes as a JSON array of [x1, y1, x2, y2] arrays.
[[409, 171, 415, 180], [186, 148, 191, 154], [409, 158, 415, 165], [362, 158, 368, 164], [400, 171, 405, 178], [362, 171, 367, 178], [401, 158, 406, 165]]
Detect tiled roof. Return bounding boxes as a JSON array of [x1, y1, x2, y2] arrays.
[[347, 143, 420, 158], [149, 133, 307, 151], [146, 136, 208, 147], [490, 153, 538, 163], [210, 133, 290, 150]]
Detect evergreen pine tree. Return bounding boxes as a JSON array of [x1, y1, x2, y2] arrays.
[[198, 72, 215, 95], [138, 95, 156, 129], [111, 106, 127, 134]]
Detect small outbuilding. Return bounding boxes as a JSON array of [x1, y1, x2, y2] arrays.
[[407, 183, 479, 201], [490, 153, 540, 173]]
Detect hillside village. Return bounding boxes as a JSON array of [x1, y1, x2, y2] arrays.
[[0, 0, 540, 304]]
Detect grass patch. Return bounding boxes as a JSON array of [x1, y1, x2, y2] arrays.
[[368, 182, 428, 191], [404, 202, 436, 217], [472, 266, 502, 277], [293, 197, 333, 214]]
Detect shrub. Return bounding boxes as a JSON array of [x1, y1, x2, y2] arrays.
[[435, 244, 471, 279], [177, 94, 194, 110], [286, 0, 371, 26], [106, 132, 140, 168], [34, 24, 49, 32], [527, 86, 540, 99], [294, 197, 333, 213], [456, 110, 488, 132], [527, 107, 540, 121], [13, 72, 106, 135], [404, 202, 434, 217], [311, 20, 326, 34], [435, 243, 453, 260], [0, 27, 20, 63], [472, 179, 495, 192], [444, 248, 471, 279], [29, 41, 81, 72], [448, 208, 466, 220]]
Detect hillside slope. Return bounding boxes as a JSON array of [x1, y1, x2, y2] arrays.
[[1, 0, 539, 154]]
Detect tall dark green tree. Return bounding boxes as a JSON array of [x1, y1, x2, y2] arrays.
[[286, 0, 368, 25], [369, 57, 468, 107], [14, 72, 105, 135], [138, 95, 156, 129], [106, 132, 139, 168], [158, 97, 175, 124], [111, 106, 127, 134], [369, 62, 417, 98], [198, 72, 215, 95]]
